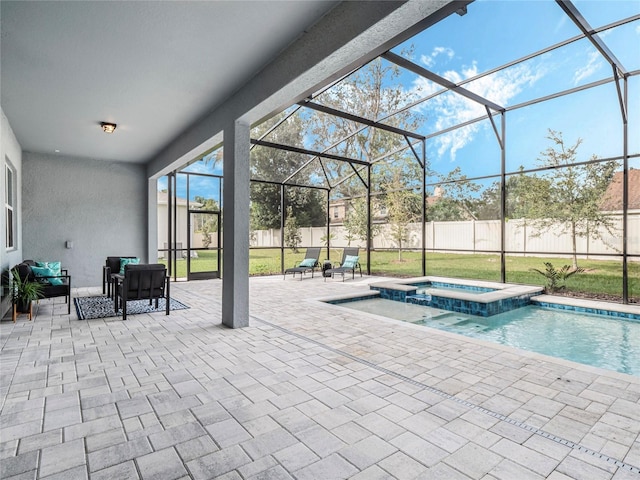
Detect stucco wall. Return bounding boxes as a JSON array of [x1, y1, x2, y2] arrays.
[[22, 152, 147, 287], [1, 107, 24, 318]]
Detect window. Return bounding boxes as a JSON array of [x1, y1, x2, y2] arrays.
[[333, 207, 339, 219], [5, 162, 16, 249]]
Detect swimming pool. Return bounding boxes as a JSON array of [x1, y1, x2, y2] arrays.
[[371, 277, 542, 316], [416, 286, 488, 296], [337, 297, 640, 376], [414, 281, 496, 296]]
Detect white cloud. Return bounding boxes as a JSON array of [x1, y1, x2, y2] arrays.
[[554, 14, 567, 34], [420, 46, 455, 68], [412, 61, 544, 160], [573, 50, 603, 85], [598, 29, 612, 39]]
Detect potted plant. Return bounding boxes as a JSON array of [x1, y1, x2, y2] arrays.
[[11, 269, 44, 316]]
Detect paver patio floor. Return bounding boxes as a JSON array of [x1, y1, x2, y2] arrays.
[[1, 275, 639, 479]]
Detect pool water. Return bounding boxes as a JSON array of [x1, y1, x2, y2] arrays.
[[414, 282, 495, 296], [416, 286, 487, 295], [339, 298, 640, 376]]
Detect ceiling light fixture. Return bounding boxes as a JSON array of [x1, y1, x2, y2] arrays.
[[101, 122, 117, 134]]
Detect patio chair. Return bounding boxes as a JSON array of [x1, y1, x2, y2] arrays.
[[283, 247, 321, 280], [103, 256, 138, 297], [114, 263, 170, 320], [12, 260, 72, 317], [324, 247, 362, 281]]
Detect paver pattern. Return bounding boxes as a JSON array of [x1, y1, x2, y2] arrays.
[[1, 275, 639, 479]]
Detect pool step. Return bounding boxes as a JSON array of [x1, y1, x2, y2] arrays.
[[412, 312, 475, 328], [449, 318, 491, 332]]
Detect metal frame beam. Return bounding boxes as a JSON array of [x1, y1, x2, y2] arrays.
[[556, 0, 627, 77], [299, 99, 425, 140], [251, 177, 329, 191], [382, 51, 505, 113], [250, 138, 369, 166], [330, 140, 422, 190]]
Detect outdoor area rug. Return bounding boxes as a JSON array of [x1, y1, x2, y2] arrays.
[[74, 295, 189, 320]]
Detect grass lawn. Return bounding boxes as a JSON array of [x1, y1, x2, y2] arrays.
[[371, 250, 637, 300], [160, 248, 638, 301]]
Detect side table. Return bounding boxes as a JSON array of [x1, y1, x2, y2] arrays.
[[322, 260, 332, 277]]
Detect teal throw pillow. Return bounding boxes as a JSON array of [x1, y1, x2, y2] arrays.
[[299, 258, 316, 268], [120, 257, 140, 274], [48, 276, 64, 286], [36, 261, 61, 276], [342, 255, 359, 269], [31, 266, 64, 285]]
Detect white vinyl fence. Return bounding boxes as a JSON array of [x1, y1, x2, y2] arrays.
[[251, 213, 640, 260]]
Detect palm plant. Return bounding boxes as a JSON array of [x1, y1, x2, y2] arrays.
[[11, 269, 44, 312], [529, 262, 585, 293]]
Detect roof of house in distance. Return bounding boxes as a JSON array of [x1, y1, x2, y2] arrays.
[[600, 169, 640, 211]]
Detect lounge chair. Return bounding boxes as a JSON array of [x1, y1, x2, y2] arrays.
[[283, 247, 321, 280], [324, 247, 362, 281]]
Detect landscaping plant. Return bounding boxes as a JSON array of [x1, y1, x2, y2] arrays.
[[529, 262, 585, 294]]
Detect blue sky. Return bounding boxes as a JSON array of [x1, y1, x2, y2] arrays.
[[157, 161, 222, 204], [161, 0, 639, 197], [388, 0, 639, 180]]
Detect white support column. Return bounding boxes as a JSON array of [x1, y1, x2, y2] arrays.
[[222, 118, 250, 328]]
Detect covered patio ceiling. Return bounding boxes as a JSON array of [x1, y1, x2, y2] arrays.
[[0, 0, 341, 163]]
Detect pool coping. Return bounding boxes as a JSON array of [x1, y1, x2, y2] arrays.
[[354, 276, 640, 320], [533, 294, 640, 320], [315, 290, 381, 304], [369, 276, 543, 317], [370, 276, 542, 301]]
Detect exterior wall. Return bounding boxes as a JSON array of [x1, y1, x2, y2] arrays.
[[329, 200, 347, 223], [1, 107, 24, 319], [22, 152, 147, 287], [157, 200, 190, 259]]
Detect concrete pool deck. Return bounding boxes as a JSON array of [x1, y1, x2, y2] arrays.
[[1, 275, 639, 479]]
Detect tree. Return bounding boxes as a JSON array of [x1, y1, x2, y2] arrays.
[[283, 206, 302, 252], [201, 223, 213, 248], [320, 231, 336, 246], [426, 167, 481, 221], [306, 55, 425, 252], [250, 114, 326, 230], [471, 169, 552, 221], [343, 231, 356, 247], [525, 130, 618, 268], [193, 196, 219, 211], [342, 197, 380, 246], [383, 166, 422, 260], [192, 196, 219, 248], [307, 57, 424, 188]]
